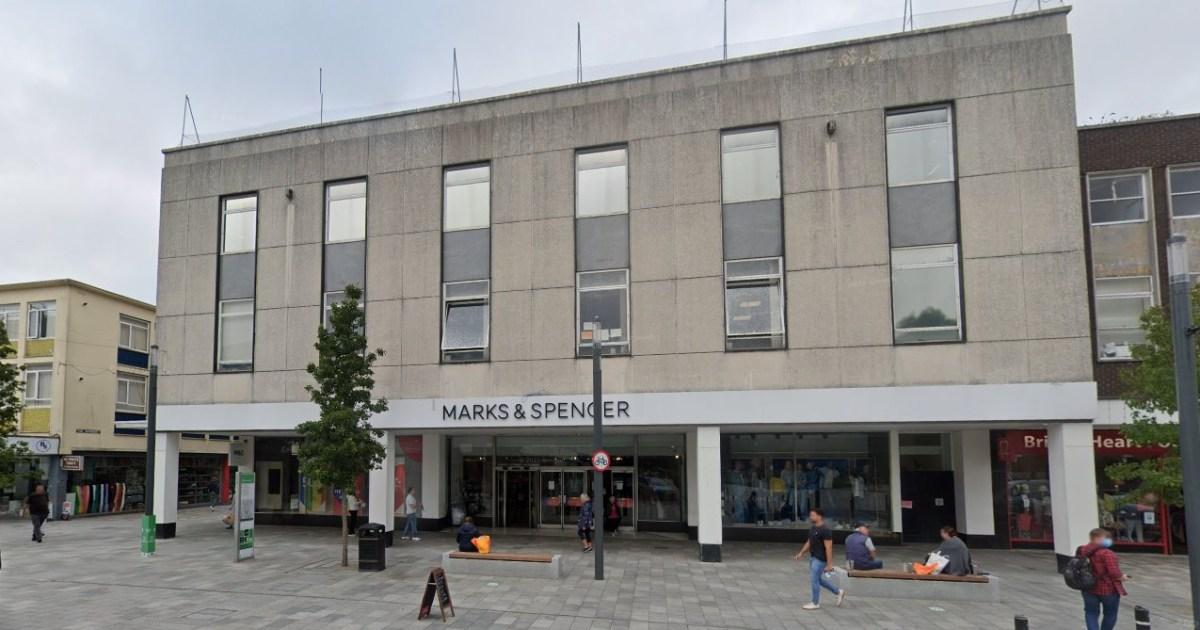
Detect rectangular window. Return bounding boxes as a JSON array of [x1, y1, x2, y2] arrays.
[[885, 107, 954, 187], [1088, 173, 1146, 225], [326, 180, 367, 242], [721, 128, 781, 204], [221, 194, 258, 254], [27, 301, 55, 339], [0, 303, 18, 340], [442, 280, 490, 362], [1169, 165, 1200, 218], [891, 244, 962, 344], [217, 299, 254, 370], [116, 372, 148, 414], [1095, 276, 1153, 360], [577, 269, 630, 356], [118, 315, 150, 352], [724, 257, 785, 350], [444, 165, 491, 231], [322, 290, 365, 331], [576, 148, 628, 217], [24, 364, 52, 406]]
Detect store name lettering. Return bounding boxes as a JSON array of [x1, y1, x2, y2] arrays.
[[1021, 434, 1170, 450], [442, 400, 630, 422]]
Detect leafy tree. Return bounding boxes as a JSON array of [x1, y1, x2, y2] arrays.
[[1106, 285, 1200, 508], [0, 320, 32, 491], [897, 307, 955, 329], [295, 285, 387, 567]]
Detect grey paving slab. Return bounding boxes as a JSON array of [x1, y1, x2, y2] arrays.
[[0, 509, 1191, 629]]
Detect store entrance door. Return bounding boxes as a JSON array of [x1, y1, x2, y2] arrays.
[[497, 469, 534, 528], [539, 469, 589, 528], [900, 470, 957, 543]]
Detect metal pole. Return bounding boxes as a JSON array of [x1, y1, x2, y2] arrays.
[[1135, 605, 1151, 630], [1013, 615, 1028, 630], [722, 0, 728, 60], [591, 317, 604, 581], [1166, 234, 1200, 626], [141, 344, 159, 555]]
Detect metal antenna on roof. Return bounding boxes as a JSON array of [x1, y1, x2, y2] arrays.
[[178, 95, 199, 147], [319, 68, 324, 123], [576, 22, 582, 83], [722, 0, 728, 60], [902, 0, 915, 31], [451, 48, 462, 103]]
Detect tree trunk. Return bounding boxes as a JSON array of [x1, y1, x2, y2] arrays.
[[341, 511, 349, 567]]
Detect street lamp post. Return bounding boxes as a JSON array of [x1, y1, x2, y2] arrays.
[[1166, 234, 1200, 622], [141, 344, 159, 557], [591, 318, 605, 581]]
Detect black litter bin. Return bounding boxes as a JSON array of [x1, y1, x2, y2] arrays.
[[357, 523, 386, 572]]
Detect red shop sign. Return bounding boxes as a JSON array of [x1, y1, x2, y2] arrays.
[[996, 429, 1170, 462]]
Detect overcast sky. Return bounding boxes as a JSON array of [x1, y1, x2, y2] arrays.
[[1, 0, 1196, 305]]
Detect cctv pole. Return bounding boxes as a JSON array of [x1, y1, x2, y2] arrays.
[[1166, 234, 1200, 625], [591, 317, 604, 581], [141, 344, 159, 557]]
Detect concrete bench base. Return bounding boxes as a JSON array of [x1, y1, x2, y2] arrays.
[[441, 551, 563, 579], [834, 570, 1001, 603]]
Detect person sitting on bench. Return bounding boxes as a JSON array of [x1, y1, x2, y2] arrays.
[[457, 516, 480, 552], [845, 523, 882, 570]]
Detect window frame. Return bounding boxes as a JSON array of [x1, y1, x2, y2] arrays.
[[575, 145, 630, 219], [1086, 170, 1149, 227], [720, 125, 782, 205], [220, 193, 259, 254], [575, 269, 631, 356], [216, 298, 255, 371], [723, 256, 786, 348], [442, 163, 492, 233], [890, 244, 964, 345], [118, 315, 151, 352], [24, 364, 53, 406], [1168, 164, 1200, 220], [0, 303, 19, 341], [1094, 275, 1155, 362], [884, 105, 956, 189], [324, 178, 368, 243], [441, 280, 491, 361], [27, 301, 55, 340], [115, 371, 148, 414]]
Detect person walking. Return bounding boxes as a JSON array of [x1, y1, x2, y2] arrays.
[[577, 493, 594, 552], [207, 478, 220, 510], [604, 495, 621, 535], [845, 523, 882, 570], [793, 508, 845, 610], [23, 483, 50, 543], [401, 487, 421, 541], [1077, 527, 1128, 630], [346, 492, 360, 534]]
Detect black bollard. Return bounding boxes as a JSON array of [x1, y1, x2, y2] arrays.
[[1135, 605, 1151, 630], [1014, 615, 1029, 630]]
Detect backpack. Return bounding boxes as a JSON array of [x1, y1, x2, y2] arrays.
[[1063, 547, 1098, 591]]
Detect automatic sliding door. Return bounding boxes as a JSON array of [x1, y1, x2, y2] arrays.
[[563, 471, 588, 528], [540, 470, 562, 527]]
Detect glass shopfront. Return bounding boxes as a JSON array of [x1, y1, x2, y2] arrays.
[[253, 437, 362, 518], [448, 433, 684, 530], [993, 429, 1176, 554], [721, 432, 892, 532]]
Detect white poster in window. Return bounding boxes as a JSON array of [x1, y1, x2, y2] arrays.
[[548, 480, 555, 491], [1144, 511, 1156, 525]]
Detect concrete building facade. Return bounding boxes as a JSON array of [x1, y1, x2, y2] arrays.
[[154, 7, 1098, 563], [0, 279, 227, 519]]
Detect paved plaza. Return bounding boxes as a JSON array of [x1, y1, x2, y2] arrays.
[[0, 509, 1192, 629]]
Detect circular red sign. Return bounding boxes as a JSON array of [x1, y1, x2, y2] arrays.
[[591, 449, 612, 472]]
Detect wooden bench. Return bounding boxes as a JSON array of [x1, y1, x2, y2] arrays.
[[442, 550, 562, 578], [836, 568, 999, 602]]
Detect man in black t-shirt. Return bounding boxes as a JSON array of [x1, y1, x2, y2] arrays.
[[24, 483, 50, 543], [793, 508, 845, 610]]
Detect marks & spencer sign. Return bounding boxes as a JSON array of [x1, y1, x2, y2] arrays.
[[442, 399, 630, 422]]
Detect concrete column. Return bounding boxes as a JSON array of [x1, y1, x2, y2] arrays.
[[696, 426, 722, 562], [421, 433, 447, 529], [369, 430, 396, 543], [888, 430, 902, 535], [952, 430, 995, 538], [1048, 422, 1099, 568], [153, 432, 179, 538], [686, 430, 699, 532]]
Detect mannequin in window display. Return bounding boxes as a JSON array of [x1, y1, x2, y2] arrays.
[[1012, 483, 1033, 539], [769, 462, 787, 522], [728, 461, 748, 524], [1035, 485, 1052, 539], [818, 463, 840, 513], [751, 463, 769, 524], [781, 461, 797, 522], [802, 462, 819, 520]]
